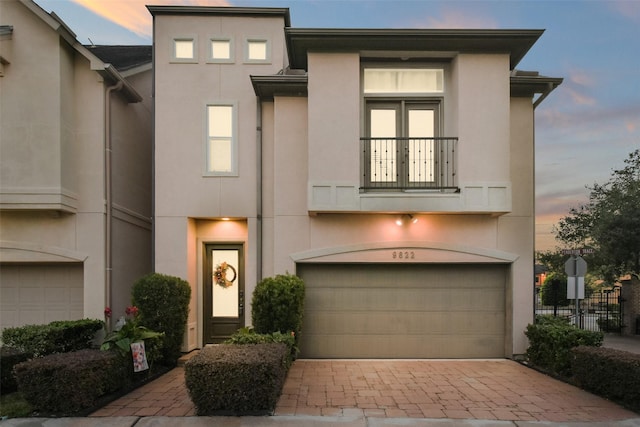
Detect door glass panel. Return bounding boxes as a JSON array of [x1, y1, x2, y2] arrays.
[[211, 249, 239, 317], [370, 109, 397, 182], [408, 109, 435, 183]]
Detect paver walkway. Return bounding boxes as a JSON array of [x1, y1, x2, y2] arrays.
[[91, 359, 638, 422]]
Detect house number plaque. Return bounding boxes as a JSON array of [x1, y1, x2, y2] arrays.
[[392, 250, 415, 260]]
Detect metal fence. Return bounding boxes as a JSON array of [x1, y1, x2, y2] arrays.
[[360, 137, 458, 191], [534, 286, 623, 332]]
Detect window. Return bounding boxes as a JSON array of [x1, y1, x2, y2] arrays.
[[362, 67, 456, 190], [245, 39, 270, 63], [209, 38, 233, 63], [172, 37, 197, 62], [206, 104, 237, 176]]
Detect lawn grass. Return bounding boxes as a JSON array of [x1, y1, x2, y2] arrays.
[[0, 392, 32, 418]]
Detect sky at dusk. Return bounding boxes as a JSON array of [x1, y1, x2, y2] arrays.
[[34, 0, 640, 251]]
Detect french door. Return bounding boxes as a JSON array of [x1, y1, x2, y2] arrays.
[[365, 101, 440, 189]]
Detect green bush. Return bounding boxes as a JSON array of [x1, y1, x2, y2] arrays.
[[571, 346, 640, 413], [0, 347, 31, 393], [185, 343, 289, 415], [14, 349, 128, 416], [251, 274, 305, 341], [525, 316, 603, 377], [226, 327, 297, 362], [540, 272, 570, 307], [0, 319, 103, 357], [132, 273, 191, 366]]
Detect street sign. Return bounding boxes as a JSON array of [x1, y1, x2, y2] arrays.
[[565, 256, 587, 277], [562, 248, 595, 256], [567, 276, 585, 299]]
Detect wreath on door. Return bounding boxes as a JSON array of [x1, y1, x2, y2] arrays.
[[214, 262, 237, 288]]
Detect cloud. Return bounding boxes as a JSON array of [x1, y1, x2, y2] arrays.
[[610, 0, 640, 24], [71, 0, 230, 39], [411, 7, 498, 29]]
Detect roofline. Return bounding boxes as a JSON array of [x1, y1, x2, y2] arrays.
[[285, 28, 544, 70], [18, 0, 143, 103], [510, 75, 563, 108], [146, 6, 291, 27], [251, 74, 308, 100]]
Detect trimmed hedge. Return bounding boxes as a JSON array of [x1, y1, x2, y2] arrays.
[[525, 315, 603, 377], [251, 274, 305, 342], [571, 346, 640, 413], [185, 343, 289, 415], [0, 347, 31, 393], [14, 349, 128, 415], [132, 273, 191, 366], [225, 327, 297, 362], [1, 319, 103, 357]]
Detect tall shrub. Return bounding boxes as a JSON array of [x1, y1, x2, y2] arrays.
[[132, 273, 191, 365], [252, 274, 305, 339]]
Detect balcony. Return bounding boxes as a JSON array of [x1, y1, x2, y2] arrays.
[[360, 137, 458, 192]]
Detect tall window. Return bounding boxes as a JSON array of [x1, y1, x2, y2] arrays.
[[363, 67, 445, 189], [206, 104, 237, 176]]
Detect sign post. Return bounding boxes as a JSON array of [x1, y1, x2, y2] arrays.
[[564, 251, 588, 326]]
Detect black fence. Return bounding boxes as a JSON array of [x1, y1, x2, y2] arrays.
[[534, 286, 623, 332]]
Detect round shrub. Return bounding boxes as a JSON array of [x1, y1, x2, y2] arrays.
[[540, 272, 570, 307], [251, 274, 305, 339], [132, 273, 191, 366]]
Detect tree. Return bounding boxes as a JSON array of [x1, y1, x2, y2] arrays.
[[555, 149, 640, 280]]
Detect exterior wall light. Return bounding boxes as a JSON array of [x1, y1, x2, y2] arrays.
[[396, 214, 418, 226]]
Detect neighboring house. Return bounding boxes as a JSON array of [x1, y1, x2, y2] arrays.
[[0, 0, 153, 330], [150, 6, 562, 358]]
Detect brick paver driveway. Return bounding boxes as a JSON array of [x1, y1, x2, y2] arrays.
[[275, 359, 637, 422], [93, 359, 638, 422]]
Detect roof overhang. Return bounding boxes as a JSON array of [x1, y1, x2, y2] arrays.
[[286, 28, 544, 70], [510, 71, 563, 108], [147, 5, 291, 27], [251, 74, 308, 100]]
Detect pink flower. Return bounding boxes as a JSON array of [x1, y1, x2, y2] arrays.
[[104, 307, 112, 318], [125, 306, 139, 317]]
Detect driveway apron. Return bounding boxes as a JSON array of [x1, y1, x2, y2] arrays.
[[92, 359, 638, 422]]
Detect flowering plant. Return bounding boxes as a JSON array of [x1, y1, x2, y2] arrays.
[[101, 306, 164, 356]]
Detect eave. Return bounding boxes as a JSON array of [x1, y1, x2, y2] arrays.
[[510, 73, 563, 108], [147, 6, 291, 27], [251, 74, 308, 100], [286, 28, 544, 70]]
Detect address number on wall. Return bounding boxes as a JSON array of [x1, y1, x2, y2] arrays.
[[392, 251, 415, 260]]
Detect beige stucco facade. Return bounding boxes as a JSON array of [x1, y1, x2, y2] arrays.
[[151, 6, 561, 357], [0, 0, 152, 329]]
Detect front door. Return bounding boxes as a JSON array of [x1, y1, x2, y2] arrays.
[[203, 243, 245, 343]]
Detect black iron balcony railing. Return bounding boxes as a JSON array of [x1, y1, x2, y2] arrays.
[[360, 137, 458, 192]]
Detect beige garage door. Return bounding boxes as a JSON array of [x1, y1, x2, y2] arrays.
[[297, 263, 506, 358], [0, 264, 83, 330]]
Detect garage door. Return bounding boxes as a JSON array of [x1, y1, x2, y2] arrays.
[[297, 263, 506, 358], [0, 264, 83, 330]]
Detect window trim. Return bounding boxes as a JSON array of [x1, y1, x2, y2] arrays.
[[244, 38, 271, 64], [207, 37, 234, 64], [204, 102, 238, 177], [171, 36, 198, 63]]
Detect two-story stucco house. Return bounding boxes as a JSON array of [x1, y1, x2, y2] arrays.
[[150, 6, 561, 359], [0, 0, 153, 329]]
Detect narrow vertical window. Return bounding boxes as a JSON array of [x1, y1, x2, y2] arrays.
[[206, 104, 236, 176]]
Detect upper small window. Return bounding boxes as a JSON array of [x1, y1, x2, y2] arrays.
[[245, 39, 270, 63], [172, 37, 197, 62], [209, 38, 233, 63], [364, 69, 443, 94]]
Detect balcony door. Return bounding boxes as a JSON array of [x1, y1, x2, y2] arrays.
[[366, 101, 440, 189]]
